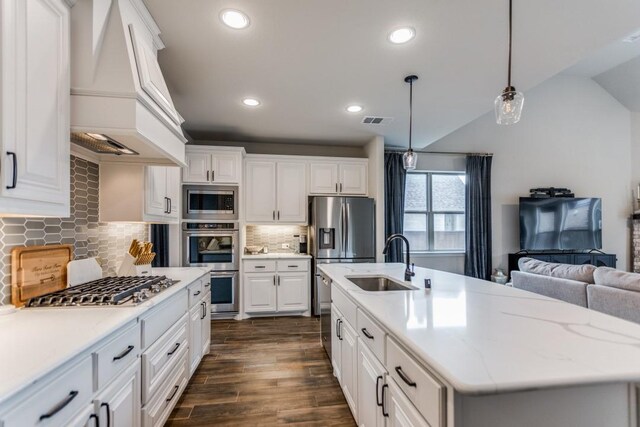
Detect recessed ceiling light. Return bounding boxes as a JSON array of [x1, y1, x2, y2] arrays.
[[220, 9, 250, 29], [346, 105, 363, 113], [388, 27, 415, 44], [242, 98, 260, 107]]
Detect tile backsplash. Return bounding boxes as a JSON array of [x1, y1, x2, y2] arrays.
[[0, 156, 148, 305], [245, 225, 308, 254]]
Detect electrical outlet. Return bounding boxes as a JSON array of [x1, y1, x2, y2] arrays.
[[281, 243, 290, 249]]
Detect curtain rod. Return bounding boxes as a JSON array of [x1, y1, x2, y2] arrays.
[[384, 149, 493, 157]]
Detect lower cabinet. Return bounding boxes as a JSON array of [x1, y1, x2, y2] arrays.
[[67, 404, 98, 427], [243, 259, 310, 315], [189, 302, 203, 374], [95, 363, 141, 427], [386, 378, 430, 427], [357, 339, 387, 427], [201, 293, 212, 356], [331, 304, 358, 422]]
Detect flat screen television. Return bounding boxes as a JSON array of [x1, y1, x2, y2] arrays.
[[519, 197, 602, 250]]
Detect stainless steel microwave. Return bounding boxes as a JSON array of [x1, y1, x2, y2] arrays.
[[183, 185, 238, 220]]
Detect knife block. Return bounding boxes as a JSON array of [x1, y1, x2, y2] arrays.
[[117, 253, 153, 277]]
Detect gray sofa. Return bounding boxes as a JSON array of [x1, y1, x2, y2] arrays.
[[512, 257, 640, 324], [511, 257, 595, 307]]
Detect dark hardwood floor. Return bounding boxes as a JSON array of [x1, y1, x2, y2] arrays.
[[166, 316, 356, 426]]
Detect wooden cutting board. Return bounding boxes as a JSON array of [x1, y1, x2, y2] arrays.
[[11, 244, 73, 307]]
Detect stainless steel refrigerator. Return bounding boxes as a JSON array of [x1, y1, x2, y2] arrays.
[[310, 197, 375, 354]]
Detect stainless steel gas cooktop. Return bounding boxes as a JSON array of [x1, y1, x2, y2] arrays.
[[26, 276, 179, 307]]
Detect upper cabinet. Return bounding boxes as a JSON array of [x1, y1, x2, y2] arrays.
[[100, 163, 180, 223], [310, 161, 368, 196], [182, 147, 244, 185], [245, 159, 306, 224], [0, 0, 71, 217]]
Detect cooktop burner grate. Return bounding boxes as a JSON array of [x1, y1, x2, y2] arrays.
[[26, 276, 179, 307]]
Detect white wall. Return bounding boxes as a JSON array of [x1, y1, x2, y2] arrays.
[[631, 113, 640, 209], [426, 74, 632, 272], [365, 136, 385, 261]]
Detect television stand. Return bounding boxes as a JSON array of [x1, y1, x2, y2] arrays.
[[508, 251, 617, 279]]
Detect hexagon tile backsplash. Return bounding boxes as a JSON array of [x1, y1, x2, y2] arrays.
[[0, 156, 148, 305]]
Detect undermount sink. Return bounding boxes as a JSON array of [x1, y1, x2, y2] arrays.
[[347, 276, 415, 292]]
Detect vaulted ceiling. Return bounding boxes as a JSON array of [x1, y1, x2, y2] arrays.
[[146, 0, 640, 148]]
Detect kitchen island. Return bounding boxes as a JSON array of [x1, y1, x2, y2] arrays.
[[319, 262, 640, 427]]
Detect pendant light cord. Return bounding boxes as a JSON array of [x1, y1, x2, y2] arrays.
[[508, 0, 512, 88], [409, 79, 413, 151]]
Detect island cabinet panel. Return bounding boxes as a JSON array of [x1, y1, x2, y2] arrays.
[[94, 363, 141, 427], [387, 377, 430, 427], [331, 305, 343, 383], [340, 318, 358, 420], [357, 338, 387, 427], [386, 337, 445, 427]]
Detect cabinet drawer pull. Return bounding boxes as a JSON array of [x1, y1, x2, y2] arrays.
[[381, 384, 389, 417], [167, 342, 181, 356], [287, 265, 298, 268], [361, 328, 374, 340], [89, 413, 100, 427], [273, 210, 276, 220], [375, 376, 383, 407], [340, 183, 343, 192], [395, 366, 417, 387], [277, 211, 280, 220], [166, 385, 180, 402], [6, 151, 17, 189], [168, 197, 172, 214], [255, 265, 266, 269], [201, 301, 207, 319], [39, 390, 78, 421], [337, 319, 343, 341], [204, 282, 211, 288], [212, 170, 215, 181], [335, 183, 338, 192], [100, 402, 111, 427], [193, 290, 201, 296], [112, 345, 134, 361], [277, 275, 280, 286]]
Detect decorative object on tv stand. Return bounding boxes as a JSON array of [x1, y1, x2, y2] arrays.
[[529, 187, 574, 198], [491, 269, 508, 285], [117, 239, 156, 276], [402, 74, 419, 170], [495, 0, 524, 125]]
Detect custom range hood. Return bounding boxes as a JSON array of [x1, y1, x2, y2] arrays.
[[70, 0, 187, 166]]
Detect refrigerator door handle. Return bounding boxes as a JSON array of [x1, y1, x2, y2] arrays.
[[341, 202, 346, 258]]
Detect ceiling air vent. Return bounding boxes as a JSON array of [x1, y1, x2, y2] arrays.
[[362, 116, 394, 125]]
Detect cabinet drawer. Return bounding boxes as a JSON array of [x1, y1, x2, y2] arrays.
[[386, 337, 444, 427], [142, 313, 189, 404], [332, 283, 357, 328], [94, 321, 141, 390], [277, 259, 309, 272], [142, 354, 189, 427], [1, 356, 93, 427], [244, 260, 277, 272], [188, 279, 204, 308], [141, 290, 188, 348], [357, 309, 386, 364]]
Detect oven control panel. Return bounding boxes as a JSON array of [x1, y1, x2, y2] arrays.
[[183, 222, 237, 230]]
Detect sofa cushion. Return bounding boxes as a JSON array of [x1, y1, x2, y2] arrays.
[[517, 257, 596, 284], [512, 271, 588, 307], [587, 284, 640, 324], [593, 267, 640, 292]]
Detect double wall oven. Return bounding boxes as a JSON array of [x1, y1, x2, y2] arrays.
[[183, 222, 239, 316]]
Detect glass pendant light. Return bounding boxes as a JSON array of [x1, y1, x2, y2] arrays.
[[403, 75, 418, 170], [495, 0, 524, 125]]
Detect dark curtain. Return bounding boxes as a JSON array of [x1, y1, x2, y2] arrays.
[[150, 224, 169, 267], [384, 152, 407, 262], [464, 155, 493, 280]]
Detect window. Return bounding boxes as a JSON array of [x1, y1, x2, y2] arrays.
[[404, 172, 466, 252]]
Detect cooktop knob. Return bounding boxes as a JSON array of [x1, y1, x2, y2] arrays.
[[151, 284, 161, 293]]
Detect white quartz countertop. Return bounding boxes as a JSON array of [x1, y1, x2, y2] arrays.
[[0, 267, 209, 405], [242, 253, 312, 259], [318, 263, 640, 395]]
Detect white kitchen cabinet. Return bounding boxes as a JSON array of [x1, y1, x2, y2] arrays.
[[100, 163, 179, 223], [331, 305, 343, 383], [243, 258, 311, 315], [182, 148, 243, 184], [201, 293, 211, 356], [341, 318, 359, 419], [189, 302, 203, 375], [245, 159, 307, 223], [357, 338, 387, 427], [277, 272, 309, 312], [67, 404, 97, 427], [386, 378, 429, 427], [309, 161, 367, 196], [95, 363, 141, 427], [245, 160, 277, 222], [243, 273, 278, 313], [0, 0, 71, 217]]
